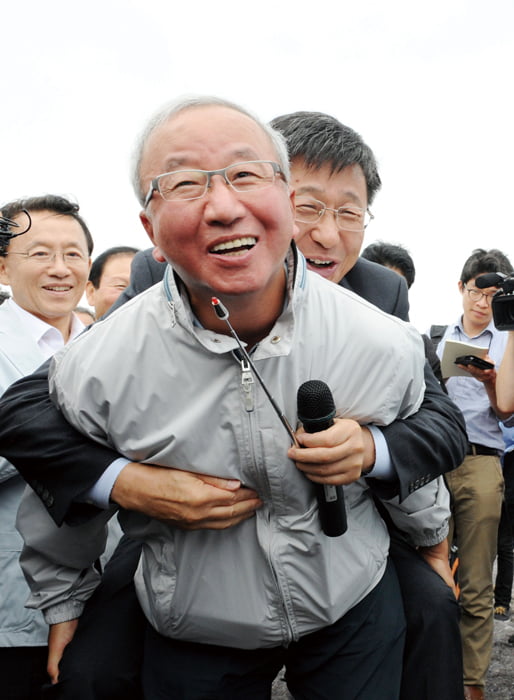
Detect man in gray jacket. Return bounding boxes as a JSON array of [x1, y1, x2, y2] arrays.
[[16, 96, 432, 699]]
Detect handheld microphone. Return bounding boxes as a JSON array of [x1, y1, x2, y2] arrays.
[[475, 272, 505, 289], [297, 380, 347, 537]]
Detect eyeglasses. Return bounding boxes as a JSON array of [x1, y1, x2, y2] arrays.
[[144, 160, 285, 208], [295, 197, 374, 232], [7, 250, 88, 266], [464, 286, 496, 303]]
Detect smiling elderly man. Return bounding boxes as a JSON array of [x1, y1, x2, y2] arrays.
[[13, 97, 432, 700]]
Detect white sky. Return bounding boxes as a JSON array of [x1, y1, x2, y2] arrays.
[[1, 0, 513, 331]]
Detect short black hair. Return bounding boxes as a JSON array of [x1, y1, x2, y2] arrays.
[[361, 241, 416, 289], [460, 248, 513, 285], [0, 195, 93, 256], [270, 111, 381, 205], [89, 246, 139, 288]]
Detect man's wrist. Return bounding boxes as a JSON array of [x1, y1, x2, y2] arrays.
[[364, 425, 395, 480], [110, 461, 151, 510], [79, 458, 129, 509]]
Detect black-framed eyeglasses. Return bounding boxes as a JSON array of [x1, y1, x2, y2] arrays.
[[144, 160, 285, 208], [295, 196, 373, 232], [464, 286, 496, 304]]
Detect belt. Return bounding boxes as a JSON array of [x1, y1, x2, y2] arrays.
[[466, 443, 499, 456]]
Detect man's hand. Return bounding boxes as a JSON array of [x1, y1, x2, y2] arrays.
[[287, 418, 375, 485], [47, 619, 79, 684], [418, 539, 458, 598], [457, 353, 496, 386], [111, 463, 262, 529], [458, 354, 512, 420]]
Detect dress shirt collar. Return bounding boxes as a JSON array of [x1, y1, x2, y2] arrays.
[[453, 315, 495, 343], [6, 298, 84, 360]]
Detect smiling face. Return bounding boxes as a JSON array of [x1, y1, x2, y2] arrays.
[[138, 105, 296, 323], [0, 210, 91, 338], [86, 253, 134, 319], [291, 159, 368, 284]]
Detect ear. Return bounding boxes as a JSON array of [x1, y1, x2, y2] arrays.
[[288, 187, 301, 240], [288, 186, 296, 214], [151, 247, 166, 263], [0, 256, 9, 286], [139, 211, 166, 262], [458, 280, 464, 294], [85, 280, 96, 306], [140, 210, 155, 245]]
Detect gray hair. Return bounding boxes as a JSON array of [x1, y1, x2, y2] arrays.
[[131, 96, 291, 206]]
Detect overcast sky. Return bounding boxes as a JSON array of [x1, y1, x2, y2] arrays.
[[1, 0, 513, 330]]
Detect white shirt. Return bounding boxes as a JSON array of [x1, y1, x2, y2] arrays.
[[5, 298, 84, 360]]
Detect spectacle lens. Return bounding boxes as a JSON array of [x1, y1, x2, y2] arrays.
[[8, 250, 87, 265], [466, 287, 495, 303], [155, 161, 281, 202], [295, 197, 372, 232]]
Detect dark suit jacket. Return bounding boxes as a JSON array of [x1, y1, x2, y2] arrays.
[[0, 248, 466, 524]]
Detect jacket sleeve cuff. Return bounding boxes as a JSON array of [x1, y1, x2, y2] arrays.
[[43, 600, 85, 625], [410, 520, 450, 548]]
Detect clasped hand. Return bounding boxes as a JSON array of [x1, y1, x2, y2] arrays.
[[111, 419, 373, 531], [288, 417, 375, 486]]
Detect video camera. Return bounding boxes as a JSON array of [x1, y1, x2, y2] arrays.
[[476, 272, 514, 331]]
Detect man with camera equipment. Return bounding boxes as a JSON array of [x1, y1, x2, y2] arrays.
[[475, 268, 514, 414], [433, 248, 514, 700], [498, 334, 514, 413], [493, 272, 514, 414], [484, 272, 514, 645]]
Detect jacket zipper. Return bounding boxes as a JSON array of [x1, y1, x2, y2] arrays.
[[237, 354, 296, 645], [240, 357, 255, 412]]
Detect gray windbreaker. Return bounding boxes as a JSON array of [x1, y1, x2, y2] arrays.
[[18, 249, 436, 650]]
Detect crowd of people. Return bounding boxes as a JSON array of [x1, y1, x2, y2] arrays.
[[0, 95, 513, 700]]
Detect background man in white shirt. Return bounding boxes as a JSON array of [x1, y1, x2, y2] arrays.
[[0, 195, 93, 699]]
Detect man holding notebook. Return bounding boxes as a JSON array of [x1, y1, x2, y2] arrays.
[[434, 248, 514, 700]]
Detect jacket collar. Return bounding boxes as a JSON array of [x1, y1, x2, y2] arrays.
[[161, 244, 304, 358]]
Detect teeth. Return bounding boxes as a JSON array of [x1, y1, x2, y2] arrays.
[[45, 286, 71, 291], [211, 237, 257, 253], [308, 259, 333, 267]]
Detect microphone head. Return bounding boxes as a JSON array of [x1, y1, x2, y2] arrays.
[[475, 272, 506, 289], [297, 380, 335, 421]]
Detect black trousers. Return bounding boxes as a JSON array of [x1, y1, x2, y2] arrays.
[[141, 559, 404, 700], [494, 450, 514, 609], [46, 534, 462, 700], [389, 535, 463, 700], [0, 646, 48, 700]]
